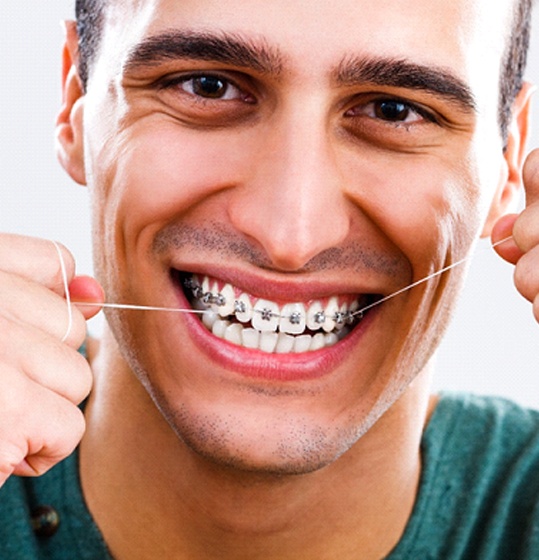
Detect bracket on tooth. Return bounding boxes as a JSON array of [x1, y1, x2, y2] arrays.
[[259, 308, 275, 321], [193, 287, 204, 300], [314, 311, 326, 325], [352, 310, 364, 321], [333, 311, 347, 326], [201, 292, 213, 305], [234, 300, 246, 314], [212, 294, 226, 307], [289, 312, 302, 325]]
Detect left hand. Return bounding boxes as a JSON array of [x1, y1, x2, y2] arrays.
[[493, 148, 539, 323]]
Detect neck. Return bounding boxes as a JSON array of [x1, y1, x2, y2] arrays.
[[80, 329, 434, 560]]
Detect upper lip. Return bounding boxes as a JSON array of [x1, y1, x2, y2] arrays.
[[170, 262, 393, 304]]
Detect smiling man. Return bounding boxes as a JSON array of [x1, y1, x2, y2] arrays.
[[0, 0, 539, 558]]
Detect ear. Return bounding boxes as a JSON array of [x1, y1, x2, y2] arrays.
[[481, 82, 535, 237], [55, 21, 86, 186]]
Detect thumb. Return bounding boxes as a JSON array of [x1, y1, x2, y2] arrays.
[[68, 275, 105, 319]]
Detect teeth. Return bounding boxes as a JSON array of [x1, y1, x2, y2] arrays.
[[202, 277, 211, 295], [280, 303, 306, 335], [252, 299, 280, 332], [260, 332, 279, 353], [212, 319, 230, 338], [294, 335, 312, 353], [306, 301, 325, 330], [276, 333, 296, 354], [218, 284, 236, 317], [323, 297, 339, 333], [186, 274, 368, 354], [242, 328, 260, 349], [325, 332, 339, 347], [310, 333, 326, 351], [202, 310, 219, 330], [224, 323, 243, 345], [235, 293, 253, 323]]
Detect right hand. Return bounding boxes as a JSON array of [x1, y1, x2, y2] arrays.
[[0, 234, 103, 487]]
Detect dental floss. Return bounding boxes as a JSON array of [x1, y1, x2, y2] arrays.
[[85, 302, 209, 314], [52, 241, 74, 343], [350, 235, 513, 318], [60, 236, 514, 322]]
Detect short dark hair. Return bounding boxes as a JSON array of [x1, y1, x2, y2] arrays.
[[75, 0, 535, 143], [75, 0, 107, 92]]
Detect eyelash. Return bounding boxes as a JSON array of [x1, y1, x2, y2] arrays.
[[158, 72, 253, 103], [345, 97, 439, 126]]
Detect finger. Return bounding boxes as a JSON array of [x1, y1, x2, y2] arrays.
[[513, 149, 539, 252], [0, 315, 93, 404], [0, 372, 86, 482], [534, 295, 539, 324], [0, 235, 75, 295], [523, 148, 539, 206], [16, 399, 86, 478], [68, 275, 105, 320], [491, 214, 523, 265], [513, 244, 539, 304], [513, 203, 539, 255], [0, 270, 87, 348]]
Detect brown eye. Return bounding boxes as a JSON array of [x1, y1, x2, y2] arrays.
[[346, 98, 429, 125], [374, 100, 411, 122], [180, 75, 242, 101], [190, 76, 228, 99]]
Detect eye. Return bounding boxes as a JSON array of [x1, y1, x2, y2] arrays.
[[346, 98, 434, 125], [179, 75, 244, 101], [373, 100, 417, 122]]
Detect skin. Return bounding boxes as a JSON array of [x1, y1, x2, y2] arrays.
[[0, 0, 537, 558]]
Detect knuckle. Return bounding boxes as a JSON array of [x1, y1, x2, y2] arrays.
[[0, 441, 26, 482], [524, 149, 539, 189], [49, 242, 76, 295], [68, 351, 94, 404], [62, 308, 89, 349], [514, 252, 539, 302], [513, 209, 539, 253]]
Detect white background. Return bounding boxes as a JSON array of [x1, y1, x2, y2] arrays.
[[1, 3, 538, 406]]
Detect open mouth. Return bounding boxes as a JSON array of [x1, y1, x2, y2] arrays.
[[173, 271, 380, 355]]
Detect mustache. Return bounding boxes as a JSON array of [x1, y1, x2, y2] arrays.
[[152, 222, 411, 280]]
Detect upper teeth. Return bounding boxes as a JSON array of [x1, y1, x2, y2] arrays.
[[184, 276, 362, 337]]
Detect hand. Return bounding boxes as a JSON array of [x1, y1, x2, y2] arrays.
[[0, 234, 103, 487], [493, 148, 539, 322]]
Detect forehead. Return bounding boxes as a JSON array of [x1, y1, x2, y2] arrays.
[[99, 0, 513, 96]]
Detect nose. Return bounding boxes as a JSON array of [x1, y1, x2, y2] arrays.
[[228, 101, 351, 271]]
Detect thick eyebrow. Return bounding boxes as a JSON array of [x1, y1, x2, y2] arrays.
[[123, 30, 284, 76], [336, 57, 477, 113]]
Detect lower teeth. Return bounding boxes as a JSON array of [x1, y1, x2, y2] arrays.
[[201, 311, 350, 353]]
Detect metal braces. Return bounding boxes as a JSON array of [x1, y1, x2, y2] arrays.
[[183, 278, 360, 326]]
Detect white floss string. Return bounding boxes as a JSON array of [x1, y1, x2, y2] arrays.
[[351, 235, 513, 317], [58, 236, 513, 322], [52, 241, 74, 343]]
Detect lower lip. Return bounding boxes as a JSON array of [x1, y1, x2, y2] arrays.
[[172, 283, 378, 382]]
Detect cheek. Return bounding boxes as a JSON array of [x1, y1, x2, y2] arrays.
[[115, 125, 254, 224], [87, 124, 254, 288], [341, 149, 485, 274]]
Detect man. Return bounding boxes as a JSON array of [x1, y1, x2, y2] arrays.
[[0, 0, 538, 558]]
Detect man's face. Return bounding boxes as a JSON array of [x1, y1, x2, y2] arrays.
[[78, 0, 516, 472]]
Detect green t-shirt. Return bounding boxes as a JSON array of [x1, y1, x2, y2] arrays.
[[2, 393, 539, 559]]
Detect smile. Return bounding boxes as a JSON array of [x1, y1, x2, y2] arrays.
[[178, 273, 378, 354]]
